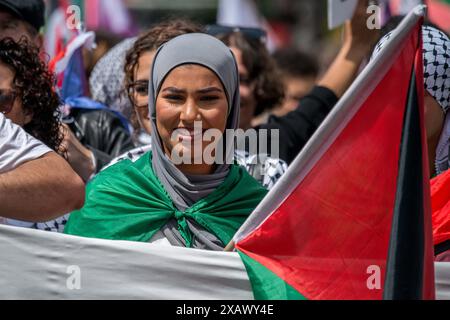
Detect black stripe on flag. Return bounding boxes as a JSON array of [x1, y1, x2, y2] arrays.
[[383, 66, 425, 300]]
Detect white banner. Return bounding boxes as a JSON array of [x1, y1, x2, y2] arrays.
[[0, 225, 252, 300], [1, 224, 449, 300]]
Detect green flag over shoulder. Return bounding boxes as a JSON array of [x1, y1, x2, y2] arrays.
[[64, 151, 267, 247]]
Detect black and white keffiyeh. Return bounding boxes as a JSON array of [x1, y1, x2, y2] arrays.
[[423, 26, 450, 114], [373, 26, 449, 114], [89, 38, 137, 120], [373, 25, 450, 174]]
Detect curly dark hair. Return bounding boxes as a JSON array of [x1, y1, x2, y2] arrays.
[[217, 32, 284, 116], [124, 19, 203, 129], [0, 37, 62, 151]]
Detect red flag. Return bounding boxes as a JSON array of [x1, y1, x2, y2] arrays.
[[431, 169, 450, 257], [235, 7, 435, 300]]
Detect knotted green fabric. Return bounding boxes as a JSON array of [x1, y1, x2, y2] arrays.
[[64, 152, 268, 247]]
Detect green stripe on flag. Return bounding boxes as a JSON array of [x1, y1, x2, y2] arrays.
[[238, 251, 307, 300]]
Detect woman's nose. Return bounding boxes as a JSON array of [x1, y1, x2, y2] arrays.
[[180, 98, 199, 123]]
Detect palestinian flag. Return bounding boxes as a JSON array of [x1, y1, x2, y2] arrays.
[[233, 7, 435, 300]]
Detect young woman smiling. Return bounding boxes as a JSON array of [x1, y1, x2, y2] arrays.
[[109, 20, 287, 190], [65, 34, 268, 250]]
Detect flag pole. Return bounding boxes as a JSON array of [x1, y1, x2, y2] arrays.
[[224, 241, 235, 252]]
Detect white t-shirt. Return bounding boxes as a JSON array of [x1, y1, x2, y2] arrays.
[[0, 113, 51, 173], [0, 113, 52, 227]]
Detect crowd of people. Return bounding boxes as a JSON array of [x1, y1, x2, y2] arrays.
[[1, 0, 449, 258]]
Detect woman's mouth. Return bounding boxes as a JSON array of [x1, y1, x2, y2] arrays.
[[173, 128, 204, 142]]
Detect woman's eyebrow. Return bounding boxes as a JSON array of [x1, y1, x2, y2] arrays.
[[161, 87, 223, 94], [161, 87, 185, 94]]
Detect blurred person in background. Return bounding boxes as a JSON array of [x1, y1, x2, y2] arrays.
[[0, 38, 61, 154], [272, 47, 319, 117], [89, 37, 137, 124], [210, 0, 380, 165], [0, 37, 81, 231], [0, 0, 84, 221], [83, 30, 122, 80], [0, 0, 44, 49], [124, 19, 204, 137], [60, 92, 134, 181], [0, 37, 84, 223], [0, 0, 135, 180], [208, 25, 285, 130]]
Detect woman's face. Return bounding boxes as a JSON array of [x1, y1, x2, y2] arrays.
[[0, 62, 31, 126], [132, 50, 156, 134], [155, 64, 229, 166]]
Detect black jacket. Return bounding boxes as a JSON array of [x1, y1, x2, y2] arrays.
[[67, 108, 135, 171], [257, 86, 338, 164]]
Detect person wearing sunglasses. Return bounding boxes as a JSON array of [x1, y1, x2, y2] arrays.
[[271, 48, 319, 117], [0, 38, 84, 223], [0, 1, 84, 223], [0, 36, 86, 228], [0, 38, 61, 152]]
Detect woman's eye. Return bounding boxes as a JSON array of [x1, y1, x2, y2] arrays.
[[200, 96, 219, 102], [164, 95, 183, 101], [135, 86, 148, 95]]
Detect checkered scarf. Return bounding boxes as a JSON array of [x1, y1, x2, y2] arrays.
[[373, 25, 450, 114], [373, 25, 450, 175], [89, 38, 137, 120]]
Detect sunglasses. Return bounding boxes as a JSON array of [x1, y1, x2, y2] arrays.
[[0, 89, 16, 114], [205, 24, 267, 43]]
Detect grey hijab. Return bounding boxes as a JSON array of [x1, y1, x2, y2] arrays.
[[149, 33, 240, 211]]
